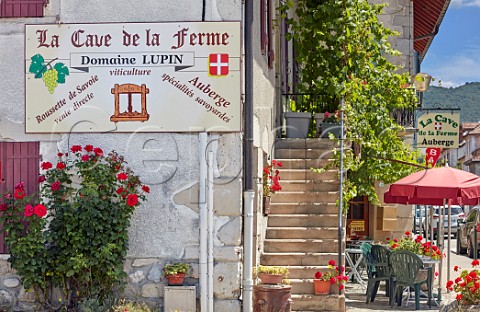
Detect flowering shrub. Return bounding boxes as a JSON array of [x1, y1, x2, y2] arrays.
[[314, 260, 348, 290], [263, 160, 283, 197], [0, 145, 149, 309], [447, 260, 480, 305], [387, 231, 443, 260], [323, 111, 340, 123]]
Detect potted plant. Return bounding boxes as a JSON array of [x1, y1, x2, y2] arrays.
[[262, 160, 283, 215], [163, 261, 192, 286], [284, 98, 312, 138], [318, 110, 341, 138], [446, 260, 480, 307], [314, 260, 347, 295], [254, 265, 289, 285]]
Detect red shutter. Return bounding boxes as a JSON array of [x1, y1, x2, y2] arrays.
[[260, 0, 267, 55], [0, 142, 40, 253], [1, 0, 46, 18]]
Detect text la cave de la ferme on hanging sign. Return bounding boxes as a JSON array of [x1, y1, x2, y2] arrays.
[[25, 22, 241, 133], [416, 112, 460, 148]]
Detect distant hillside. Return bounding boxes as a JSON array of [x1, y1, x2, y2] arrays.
[[422, 82, 480, 122]]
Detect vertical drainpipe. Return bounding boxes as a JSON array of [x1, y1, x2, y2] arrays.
[[243, 1, 254, 312], [199, 133, 208, 312]]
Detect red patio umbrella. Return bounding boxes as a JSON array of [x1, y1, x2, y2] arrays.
[[383, 166, 480, 301]]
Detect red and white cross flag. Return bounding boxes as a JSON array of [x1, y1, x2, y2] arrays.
[[208, 53, 229, 76], [434, 122, 442, 131]]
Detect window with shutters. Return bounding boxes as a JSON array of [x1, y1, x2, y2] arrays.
[[0, 142, 40, 253], [0, 0, 47, 18]]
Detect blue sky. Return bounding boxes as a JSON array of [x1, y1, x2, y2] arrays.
[[421, 0, 480, 88]]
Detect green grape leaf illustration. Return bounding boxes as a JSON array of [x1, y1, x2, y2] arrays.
[[54, 62, 69, 84], [29, 54, 47, 78], [28, 53, 70, 94]]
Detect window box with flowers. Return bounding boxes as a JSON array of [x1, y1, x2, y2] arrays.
[[317, 111, 341, 138], [262, 160, 283, 215], [313, 260, 348, 295]]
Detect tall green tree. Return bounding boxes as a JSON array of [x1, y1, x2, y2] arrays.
[[280, 0, 420, 209]]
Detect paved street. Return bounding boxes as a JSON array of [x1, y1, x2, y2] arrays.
[[345, 237, 476, 311]]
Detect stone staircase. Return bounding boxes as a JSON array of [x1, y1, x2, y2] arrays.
[[261, 139, 345, 311]]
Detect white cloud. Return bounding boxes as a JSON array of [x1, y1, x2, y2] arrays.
[[426, 55, 480, 87], [451, 0, 480, 8]]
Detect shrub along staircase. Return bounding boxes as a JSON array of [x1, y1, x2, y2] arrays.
[[261, 139, 345, 311]]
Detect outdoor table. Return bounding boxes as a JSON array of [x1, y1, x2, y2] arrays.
[[345, 248, 366, 288]]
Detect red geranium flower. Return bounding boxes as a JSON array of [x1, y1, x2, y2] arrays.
[[51, 181, 61, 191], [328, 259, 336, 266], [454, 266, 459, 272], [94, 147, 103, 157], [315, 271, 322, 279], [56, 162, 66, 170], [14, 189, 26, 199], [142, 185, 150, 193], [41, 161, 53, 170], [24, 204, 34, 217], [84, 145, 93, 152], [456, 293, 462, 301], [57, 152, 63, 157], [38, 175, 46, 183], [33, 204, 47, 218], [472, 259, 479, 267], [126, 193, 139, 207], [117, 172, 128, 181], [0, 204, 7, 211], [71, 145, 82, 153], [405, 231, 411, 236], [116, 187, 125, 194], [82, 154, 90, 162]]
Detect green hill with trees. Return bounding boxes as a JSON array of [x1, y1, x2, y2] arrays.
[[422, 82, 480, 122]]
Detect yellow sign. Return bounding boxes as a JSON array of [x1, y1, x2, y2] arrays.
[[25, 22, 241, 133], [349, 220, 365, 232], [416, 112, 460, 148]]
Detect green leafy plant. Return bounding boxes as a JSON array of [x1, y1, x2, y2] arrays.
[[163, 262, 192, 276], [280, 0, 419, 211], [0, 145, 149, 310]]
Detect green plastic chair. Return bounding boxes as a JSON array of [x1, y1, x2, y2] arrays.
[[389, 250, 432, 310], [364, 245, 393, 304]]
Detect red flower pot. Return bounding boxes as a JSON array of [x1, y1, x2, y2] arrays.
[[314, 279, 330, 295], [165, 273, 186, 286]]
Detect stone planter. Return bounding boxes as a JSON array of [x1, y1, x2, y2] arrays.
[[319, 122, 341, 139], [284, 112, 311, 138]]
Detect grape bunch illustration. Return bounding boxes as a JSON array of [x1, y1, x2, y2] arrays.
[[29, 54, 69, 94]]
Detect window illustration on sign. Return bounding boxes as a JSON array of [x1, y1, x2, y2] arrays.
[[110, 83, 150, 122], [25, 22, 241, 133]]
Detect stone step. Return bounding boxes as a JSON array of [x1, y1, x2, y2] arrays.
[[271, 192, 339, 204], [275, 158, 335, 169], [274, 138, 340, 150], [269, 203, 339, 215], [291, 294, 345, 311], [268, 214, 338, 227], [277, 170, 338, 181], [261, 253, 339, 266], [275, 149, 337, 160], [279, 180, 339, 192], [286, 265, 334, 279], [266, 227, 339, 239], [264, 239, 339, 253]]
